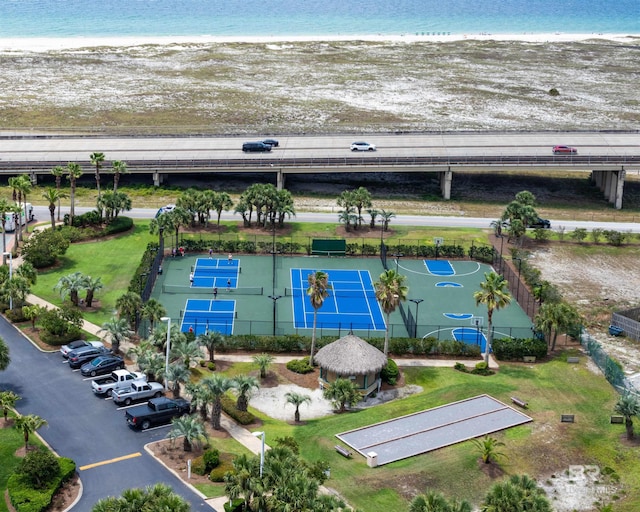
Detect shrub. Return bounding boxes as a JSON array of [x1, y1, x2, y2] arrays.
[[286, 357, 314, 374], [492, 337, 548, 361], [221, 395, 255, 425], [471, 361, 494, 376], [17, 447, 60, 489], [210, 458, 234, 482], [381, 359, 399, 385], [191, 455, 207, 476], [454, 362, 468, 372], [203, 448, 220, 472], [207, 362, 216, 371], [569, 228, 588, 243], [21, 229, 71, 268], [103, 216, 134, 235], [8, 457, 74, 512]]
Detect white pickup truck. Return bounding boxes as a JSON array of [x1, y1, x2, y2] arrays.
[[112, 381, 164, 406], [91, 369, 146, 396]]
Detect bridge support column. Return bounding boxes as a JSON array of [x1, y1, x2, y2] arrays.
[[439, 168, 452, 200], [276, 169, 285, 190], [29, 172, 37, 185], [153, 171, 161, 187], [591, 168, 625, 209]]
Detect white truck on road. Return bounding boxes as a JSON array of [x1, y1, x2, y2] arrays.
[[112, 381, 164, 406], [4, 203, 34, 232], [91, 369, 146, 396]]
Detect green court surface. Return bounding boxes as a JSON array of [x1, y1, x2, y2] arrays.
[[150, 252, 533, 341]]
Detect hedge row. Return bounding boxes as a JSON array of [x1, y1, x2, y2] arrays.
[[492, 337, 548, 360], [8, 457, 75, 512], [221, 395, 255, 425]]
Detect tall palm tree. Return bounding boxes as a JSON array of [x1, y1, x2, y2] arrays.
[[253, 353, 275, 378], [202, 373, 234, 430], [167, 414, 208, 452], [185, 382, 211, 421], [14, 413, 47, 450], [65, 162, 83, 226], [51, 165, 66, 221], [165, 362, 191, 398], [197, 331, 223, 362], [99, 317, 133, 355], [13, 175, 31, 240], [534, 302, 581, 351], [211, 191, 233, 227], [42, 187, 66, 230], [307, 270, 331, 366], [233, 374, 259, 412], [0, 390, 20, 420], [90, 151, 105, 200], [0, 275, 31, 310], [285, 391, 312, 422], [170, 338, 202, 369], [615, 393, 640, 440], [110, 160, 129, 192], [141, 299, 167, 333], [224, 453, 262, 512], [84, 276, 103, 307], [374, 268, 409, 356], [0, 198, 11, 256], [115, 291, 143, 330], [474, 271, 512, 364]]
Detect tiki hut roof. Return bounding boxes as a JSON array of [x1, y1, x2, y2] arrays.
[[314, 334, 387, 375]]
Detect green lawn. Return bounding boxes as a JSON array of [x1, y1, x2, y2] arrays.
[[29, 221, 155, 326]]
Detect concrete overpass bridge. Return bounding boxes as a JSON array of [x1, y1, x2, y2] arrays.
[[0, 132, 638, 208]]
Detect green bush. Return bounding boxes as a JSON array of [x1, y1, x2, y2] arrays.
[[492, 337, 548, 361], [21, 229, 71, 268], [221, 395, 255, 425], [8, 457, 75, 512], [286, 357, 314, 374], [209, 458, 234, 482], [381, 359, 399, 385], [6, 308, 28, 323], [191, 455, 207, 476], [203, 448, 220, 472], [103, 216, 134, 235], [471, 361, 494, 376], [207, 362, 216, 371], [16, 447, 60, 489]]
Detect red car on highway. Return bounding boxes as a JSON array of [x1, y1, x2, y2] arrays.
[[553, 145, 577, 154]]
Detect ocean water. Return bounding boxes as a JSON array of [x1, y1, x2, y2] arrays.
[[1, 0, 639, 38]]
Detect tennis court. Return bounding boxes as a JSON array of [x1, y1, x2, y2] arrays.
[[180, 298, 235, 335], [289, 268, 386, 331], [336, 395, 532, 466], [191, 258, 239, 288]]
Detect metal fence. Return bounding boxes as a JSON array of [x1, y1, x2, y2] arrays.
[[493, 245, 539, 321], [611, 307, 640, 342]]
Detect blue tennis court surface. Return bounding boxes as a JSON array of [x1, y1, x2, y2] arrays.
[[290, 269, 385, 330], [181, 298, 235, 335], [453, 327, 488, 352], [425, 260, 455, 276], [192, 258, 239, 288]]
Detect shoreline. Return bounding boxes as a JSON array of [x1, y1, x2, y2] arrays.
[[0, 32, 638, 52]]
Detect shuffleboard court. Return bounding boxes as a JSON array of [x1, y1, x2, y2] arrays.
[[336, 395, 532, 466], [424, 259, 455, 276], [180, 298, 235, 335]]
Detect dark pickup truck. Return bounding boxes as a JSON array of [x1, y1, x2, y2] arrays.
[[125, 397, 190, 430]]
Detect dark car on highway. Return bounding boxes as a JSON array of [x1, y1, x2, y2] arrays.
[[80, 355, 125, 377], [529, 217, 551, 229], [261, 139, 279, 147], [68, 345, 111, 369]]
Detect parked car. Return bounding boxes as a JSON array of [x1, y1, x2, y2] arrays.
[[529, 217, 551, 229], [92, 369, 147, 396], [60, 340, 104, 358], [552, 145, 577, 154], [80, 355, 125, 377], [125, 397, 191, 430], [242, 141, 272, 152], [112, 381, 164, 406], [351, 141, 376, 151], [68, 346, 111, 369], [261, 139, 279, 147]]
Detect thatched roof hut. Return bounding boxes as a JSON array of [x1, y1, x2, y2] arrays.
[[315, 334, 387, 397]]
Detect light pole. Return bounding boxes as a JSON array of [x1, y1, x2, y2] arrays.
[[392, 252, 404, 273], [3, 252, 12, 310], [514, 257, 523, 301], [268, 295, 282, 336], [253, 431, 265, 477], [409, 298, 423, 338], [161, 316, 171, 391]]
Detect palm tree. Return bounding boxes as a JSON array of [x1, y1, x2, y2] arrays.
[[224, 453, 262, 512], [0, 198, 12, 255], [198, 331, 223, 362], [482, 474, 551, 512], [167, 414, 208, 452], [202, 373, 234, 430], [473, 435, 506, 464], [54, 271, 86, 306], [110, 160, 129, 192], [474, 271, 512, 364], [0, 275, 31, 310], [615, 393, 640, 440], [83, 276, 104, 307], [92, 483, 190, 512], [65, 162, 83, 226], [211, 191, 233, 227], [90, 152, 105, 200], [0, 390, 20, 420], [22, 304, 45, 330], [14, 413, 47, 450], [42, 187, 66, 230], [253, 353, 275, 378], [185, 382, 211, 421], [322, 378, 361, 413], [409, 490, 471, 512], [233, 374, 259, 412], [99, 317, 133, 355], [534, 302, 582, 351], [11, 175, 31, 240], [0, 338, 9, 372], [352, 186, 372, 228], [115, 291, 143, 330], [165, 362, 191, 398], [374, 268, 409, 356], [141, 299, 167, 333], [171, 338, 202, 369], [51, 165, 65, 221], [379, 208, 396, 231], [285, 391, 312, 422], [307, 270, 331, 366]]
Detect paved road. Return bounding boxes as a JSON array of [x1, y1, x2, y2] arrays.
[[0, 317, 211, 512]]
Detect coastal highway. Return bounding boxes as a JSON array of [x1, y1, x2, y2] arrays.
[[30, 205, 640, 233]]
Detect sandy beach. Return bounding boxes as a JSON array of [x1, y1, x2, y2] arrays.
[[0, 32, 636, 52]]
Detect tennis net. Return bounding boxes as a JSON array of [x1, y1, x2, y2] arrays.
[[163, 284, 263, 295], [284, 287, 377, 299], [192, 266, 241, 275]]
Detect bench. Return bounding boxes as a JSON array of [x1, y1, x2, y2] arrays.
[[335, 445, 352, 458], [611, 415, 624, 424], [511, 396, 528, 408], [567, 357, 580, 363], [561, 414, 575, 423]]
